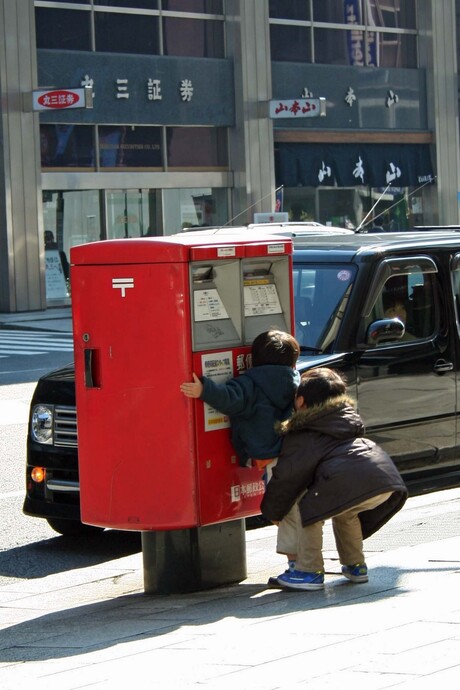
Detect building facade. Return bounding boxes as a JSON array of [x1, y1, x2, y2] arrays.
[[0, 0, 459, 312]]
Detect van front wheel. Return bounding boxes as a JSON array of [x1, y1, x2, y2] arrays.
[[46, 517, 104, 537]]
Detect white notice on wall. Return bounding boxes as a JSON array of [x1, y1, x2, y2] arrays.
[[194, 289, 229, 322], [201, 351, 233, 431], [45, 250, 67, 299], [244, 283, 282, 317]]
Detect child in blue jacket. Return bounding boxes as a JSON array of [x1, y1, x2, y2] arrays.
[[180, 329, 300, 470]]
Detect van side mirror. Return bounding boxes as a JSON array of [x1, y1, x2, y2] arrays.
[[366, 318, 405, 346]]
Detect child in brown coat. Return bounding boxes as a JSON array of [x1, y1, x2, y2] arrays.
[[261, 368, 408, 591]]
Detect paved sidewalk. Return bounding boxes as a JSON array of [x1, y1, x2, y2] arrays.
[[1, 491, 460, 690], [0, 307, 72, 333], [1, 310, 459, 687]]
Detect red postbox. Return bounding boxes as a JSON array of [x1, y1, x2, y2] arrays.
[[70, 233, 293, 591]]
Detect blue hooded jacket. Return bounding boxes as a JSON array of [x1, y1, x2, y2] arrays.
[[200, 365, 300, 467]]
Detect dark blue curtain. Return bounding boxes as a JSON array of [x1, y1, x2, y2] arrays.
[[276, 143, 435, 188]]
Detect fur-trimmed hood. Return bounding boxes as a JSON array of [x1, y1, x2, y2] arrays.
[[277, 394, 364, 440]]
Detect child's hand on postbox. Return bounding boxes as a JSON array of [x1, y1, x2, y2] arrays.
[[180, 373, 203, 399]]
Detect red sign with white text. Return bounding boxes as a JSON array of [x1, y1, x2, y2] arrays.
[[32, 88, 87, 111]]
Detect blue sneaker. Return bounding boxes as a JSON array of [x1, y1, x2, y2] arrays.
[[267, 560, 296, 588], [277, 569, 324, 591], [267, 570, 288, 588], [342, 563, 368, 583]]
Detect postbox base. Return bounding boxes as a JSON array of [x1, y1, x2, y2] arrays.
[[141, 519, 247, 594]]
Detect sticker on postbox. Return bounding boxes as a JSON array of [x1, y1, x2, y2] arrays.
[[231, 479, 265, 503], [194, 289, 229, 321], [244, 282, 282, 316], [201, 351, 233, 431]]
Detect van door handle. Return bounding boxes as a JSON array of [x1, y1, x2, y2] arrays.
[[433, 359, 454, 374]]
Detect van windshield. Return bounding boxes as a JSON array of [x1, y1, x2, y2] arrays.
[[293, 264, 357, 351]]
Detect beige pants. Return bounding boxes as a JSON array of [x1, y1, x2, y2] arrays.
[[277, 492, 392, 572]]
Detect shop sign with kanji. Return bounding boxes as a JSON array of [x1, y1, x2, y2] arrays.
[[32, 87, 93, 111], [269, 97, 326, 119]]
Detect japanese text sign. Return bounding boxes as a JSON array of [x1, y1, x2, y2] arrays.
[[269, 97, 326, 119]]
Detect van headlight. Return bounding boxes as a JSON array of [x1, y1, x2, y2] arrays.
[[31, 405, 54, 445]]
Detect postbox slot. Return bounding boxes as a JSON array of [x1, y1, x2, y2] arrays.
[[84, 348, 101, 388], [242, 256, 291, 343], [191, 260, 242, 351]]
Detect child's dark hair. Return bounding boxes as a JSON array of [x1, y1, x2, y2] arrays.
[[251, 329, 300, 367], [297, 368, 346, 406]]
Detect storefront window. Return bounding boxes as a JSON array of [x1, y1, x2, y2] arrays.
[[269, 0, 310, 20], [280, 186, 418, 231], [95, 12, 160, 54], [311, 0, 416, 29], [270, 25, 312, 63], [162, 187, 228, 232], [313, 27, 416, 67], [35, 8, 91, 50], [167, 127, 228, 170], [377, 32, 417, 68], [367, 0, 417, 30], [36, 1, 224, 56], [41, 125, 230, 170], [42, 189, 102, 267], [312, 0, 347, 24], [314, 28, 355, 66], [93, 1, 158, 7], [269, 0, 418, 67], [40, 125, 95, 169], [162, 0, 223, 12], [163, 18, 224, 57], [99, 126, 163, 169], [105, 189, 157, 239], [103, 187, 228, 237]]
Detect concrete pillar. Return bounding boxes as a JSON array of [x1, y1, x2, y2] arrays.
[[0, 0, 45, 312], [225, 0, 275, 225], [419, 0, 460, 225], [141, 520, 247, 594]]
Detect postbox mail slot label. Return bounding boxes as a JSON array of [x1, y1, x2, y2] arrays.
[[194, 289, 230, 321], [190, 244, 244, 261], [267, 243, 287, 254], [244, 283, 282, 316], [217, 246, 236, 257], [244, 242, 292, 257]]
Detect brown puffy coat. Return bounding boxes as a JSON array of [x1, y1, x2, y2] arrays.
[[260, 395, 408, 539]]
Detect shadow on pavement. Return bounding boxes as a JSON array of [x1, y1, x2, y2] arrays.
[[1, 563, 457, 663], [0, 529, 141, 580]]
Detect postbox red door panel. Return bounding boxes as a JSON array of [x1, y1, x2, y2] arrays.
[[72, 260, 198, 530]]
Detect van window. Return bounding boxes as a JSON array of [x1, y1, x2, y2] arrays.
[[293, 264, 356, 350], [369, 271, 436, 343]]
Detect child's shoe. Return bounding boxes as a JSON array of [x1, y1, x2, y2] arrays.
[[267, 570, 288, 588], [277, 569, 324, 591], [342, 563, 368, 583], [267, 560, 296, 588]]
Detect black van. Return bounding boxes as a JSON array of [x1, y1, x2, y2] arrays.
[[24, 230, 460, 535]]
